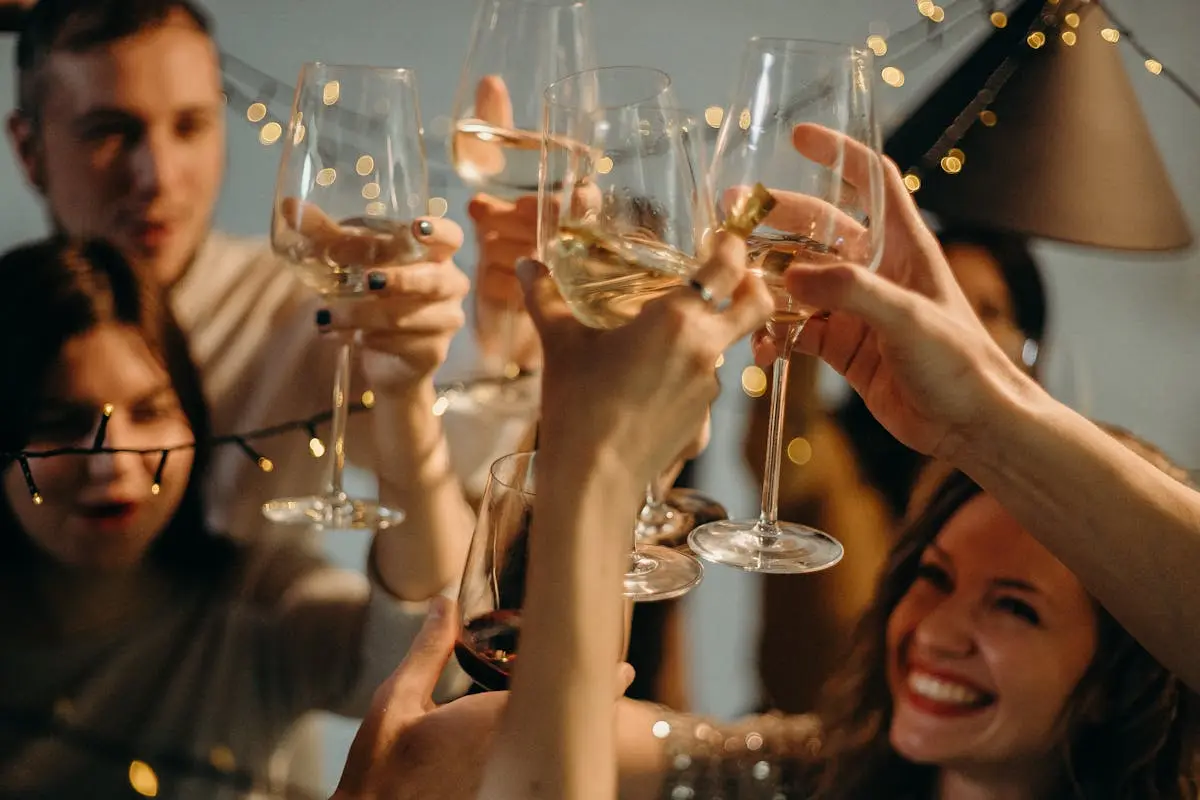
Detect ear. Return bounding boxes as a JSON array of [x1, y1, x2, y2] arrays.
[[7, 110, 47, 195]]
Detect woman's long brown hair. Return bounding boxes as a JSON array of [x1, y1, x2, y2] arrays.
[[810, 429, 1197, 799]]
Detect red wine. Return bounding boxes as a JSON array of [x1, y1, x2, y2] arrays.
[[455, 609, 521, 691]]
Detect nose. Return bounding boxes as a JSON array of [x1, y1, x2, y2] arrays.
[[85, 416, 148, 486], [127, 127, 182, 201], [911, 595, 977, 659]]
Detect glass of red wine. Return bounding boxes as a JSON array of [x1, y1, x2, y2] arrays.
[[455, 451, 535, 691]]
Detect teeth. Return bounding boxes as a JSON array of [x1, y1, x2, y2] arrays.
[[908, 671, 984, 706]]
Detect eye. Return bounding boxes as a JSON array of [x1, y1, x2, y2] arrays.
[[996, 596, 1041, 626], [915, 562, 952, 592], [31, 411, 93, 442], [129, 395, 181, 424]]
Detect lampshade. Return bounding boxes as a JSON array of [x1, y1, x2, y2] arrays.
[[886, 0, 1192, 252]]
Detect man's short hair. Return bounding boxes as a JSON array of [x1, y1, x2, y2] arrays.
[[15, 0, 214, 123]]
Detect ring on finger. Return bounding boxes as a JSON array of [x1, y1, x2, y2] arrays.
[[688, 278, 716, 306]]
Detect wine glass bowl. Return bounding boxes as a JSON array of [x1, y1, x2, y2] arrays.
[[263, 63, 429, 530]]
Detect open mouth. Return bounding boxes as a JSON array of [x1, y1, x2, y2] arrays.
[[904, 668, 996, 716], [78, 502, 137, 528]]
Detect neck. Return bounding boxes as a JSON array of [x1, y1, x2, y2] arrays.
[[937, 764, 1058, 800], [0, 555, 168, 645]]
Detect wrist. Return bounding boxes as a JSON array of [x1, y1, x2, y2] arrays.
[[949, 362, 1055, 476]]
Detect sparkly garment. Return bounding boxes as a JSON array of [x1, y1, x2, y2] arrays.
[[653, 710, 823, 799]]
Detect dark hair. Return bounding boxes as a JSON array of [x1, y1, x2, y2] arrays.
[[813, 452, 1197, 799], [834, 226, 1049, 520], [15, 0, 213, 123], [0, 237, 234, 576]]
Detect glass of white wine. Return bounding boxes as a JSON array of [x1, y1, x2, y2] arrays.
[[265, 63, 429, 530], [688, 38, 886, 573], [540, 66, 712, 601], [447, 0, 594, 409]]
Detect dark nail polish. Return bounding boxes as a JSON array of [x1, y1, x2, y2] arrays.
[[416, 220, 434, 237], [367, 271, 387, 291], [315, 308, 332, 327]]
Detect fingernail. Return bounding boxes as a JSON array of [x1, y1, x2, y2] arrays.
[[367, 271, 387, 291], [315, 308, 332, 327], [414, 219, 434, 238], [515, 257, 537, 283]]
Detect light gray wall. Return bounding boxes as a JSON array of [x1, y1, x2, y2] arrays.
[[1, 0, 1197, 790]]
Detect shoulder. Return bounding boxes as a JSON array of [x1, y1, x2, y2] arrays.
[[225, 527, 365, 608]]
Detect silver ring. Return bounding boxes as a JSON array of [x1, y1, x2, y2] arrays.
[[688, 278, 715, 305]]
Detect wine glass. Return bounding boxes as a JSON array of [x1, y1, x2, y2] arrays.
[[455, 451, 535, 691], [264, 63, 429, 530], [540, 66, 709, 601], [688, 38, 886, 573], [447, 0, 594, 407]]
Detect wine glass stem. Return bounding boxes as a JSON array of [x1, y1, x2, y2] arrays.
[[757, 325, 800, 537], [501, 292, 518, 377], [326, 336, 354, 503]]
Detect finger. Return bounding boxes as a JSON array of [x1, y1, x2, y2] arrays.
[[387, 302, 468, 335], [365, 261, 471, 299], [675, 230, 748, 307], [517, 257, 575, 334], [477, 264, 524, 306], [617, 663, 636, 696], [784, 261, 919, 335], [478, 239, 537, 272], [413, 217, 464, 262], [716, 271, 774, 346], [475, 74, 515, 129], [751, 329, 779, 366]]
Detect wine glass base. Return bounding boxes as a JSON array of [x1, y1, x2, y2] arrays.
[[688, 520, 843, 574], [636, 489, 729, 549], [262, 495, 405, 531], [623, 545, 704, 602]]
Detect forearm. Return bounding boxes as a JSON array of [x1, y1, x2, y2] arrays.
[[957, 386, 1200, 689], [372, 380, 474, 601], [479, 444, 641, 800]]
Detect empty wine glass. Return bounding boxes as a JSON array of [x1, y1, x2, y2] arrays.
[[264, 63, 429, 530], [447, 0, 594, 408], [541, 66, 709, 601], [688, 38, 886, 573]]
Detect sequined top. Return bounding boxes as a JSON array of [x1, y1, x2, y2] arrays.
[[653, 710, 823, 799]]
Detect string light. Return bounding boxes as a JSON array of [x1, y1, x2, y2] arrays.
[[92, 403, 114, 451], [866, 35, 888, 56], [929, 6, 946, 23], [979, 109, 998, 127], [306, 424, 326, 459], [235, 438, 274, 473], [940, 153, 964, 173], [1027, 31, 1046, 49], [151, 451, 169, 496], [18, 457, 41, 505], [882, 66, 906, 88], [129, 760, 159, 797], [361, 390, 376, 409], [322, 81, 340, 105], [703, 106, 724, 128], [990, 11, 1008, 28], [246, 102, 267, 123], [259, 122, 282, 145], [362, 182, 381, 200], [1063, 11, 1080, 28], [741, 366, 767, 398], [355, 155, 375, 176], [1145, 59, 1164, 76], [427, 197, 450, 217], [1100, 27, 1120, 43], [786, 437, 813, 466], [1061, 30, 1077, 46]]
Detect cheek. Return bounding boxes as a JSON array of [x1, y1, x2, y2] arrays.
[[3, 461, 76, 546]]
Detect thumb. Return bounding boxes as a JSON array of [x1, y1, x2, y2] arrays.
[[785, 262, 916, 334], [616, 662, 636, 696], [517, 257, 574, 335], [391, 595, 458, 706]]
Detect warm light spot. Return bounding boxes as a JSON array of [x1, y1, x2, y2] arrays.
[[866, 35, 888, 56], [365, 201, 387, 216], [151, 483, 161, 496], [1064, 11, 1080, 27], [1100, 27, 1120, 43], [704, 106, 724, 128], [293, 123, 307, 145], [940, 154, 963, 174], [881, 66, 906, 88], [309, 437, 326, 458], [746, 732, 764, 751], [652, 720, 672, 739], [102, 403, 115, 416], [316, 168, 336, 187], [929, 5, 945, 23], [1145, 59, 1163, 75], [786, 437, 813, 466], [323, 81, 341, 105], [979, 109, 998, 127], [362, 182, 381, 200], [427, 197, 449, 217], [738, 109, 752, 130], [361, 390, 376, 408], [947, 147, 966, 166], [258, 457, 274, 473], [209, 746, 236, 773], [431, 395, 451, 417], [246, 102, 267, 123], [259, 122, 282, 145], [903, 172, 921, 193], [1027, 31, 1046, 49], [990, 11, 1008, 27], [596, 155, 614, 174], [32, 493, 43, 505], [129, 761, 159, 797], [1061, 30, 1077, 46], [741, 366, 768, 398], [714, 353, 725, 369], [356, 155, 375, 175], [917, 0, 935, 16]]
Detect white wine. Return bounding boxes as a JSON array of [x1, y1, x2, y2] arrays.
[[746, 231, 836, 325], [274, 215, 422, 296], [547, 224, 698, 330], [451, 119, 576, 197]]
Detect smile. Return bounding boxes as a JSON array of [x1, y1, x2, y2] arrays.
[[904, 669, 996, 715]]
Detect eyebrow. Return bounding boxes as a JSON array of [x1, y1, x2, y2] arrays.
[[925, 544, 1043, 595], [73, 102, 221, 125], [40, 384, 176, 410]]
